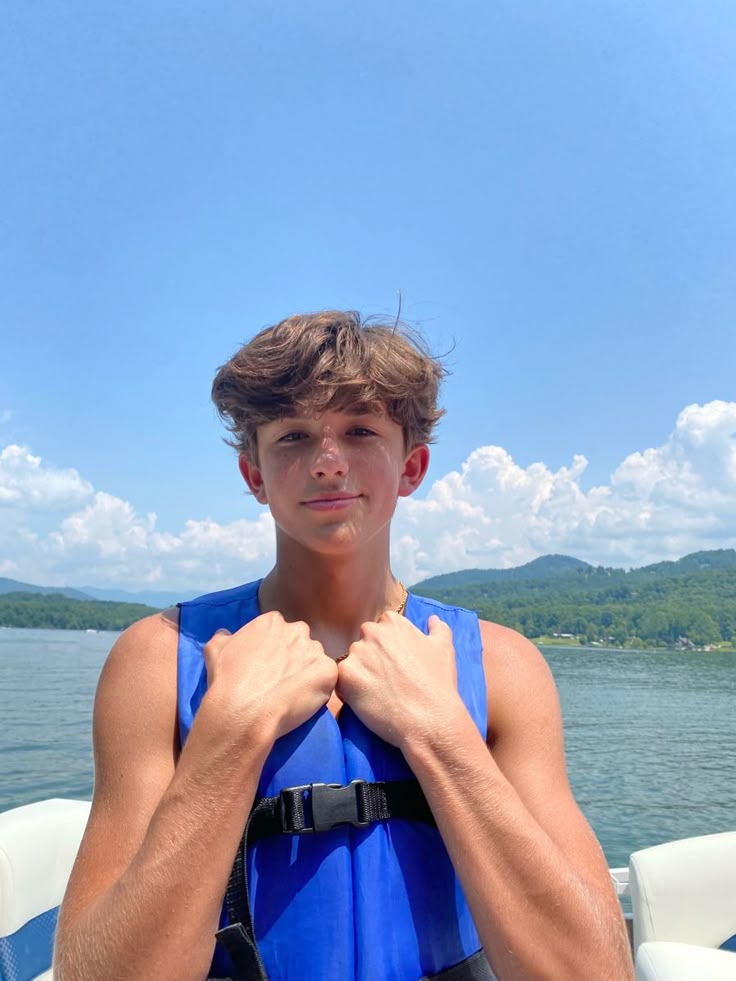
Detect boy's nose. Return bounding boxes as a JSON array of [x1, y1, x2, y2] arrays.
[[310, 437, 349, 478]]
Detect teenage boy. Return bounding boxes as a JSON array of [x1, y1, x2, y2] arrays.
[[55, 311, 633, 981]]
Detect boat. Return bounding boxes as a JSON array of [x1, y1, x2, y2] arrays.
[[0, 799, 89, 981], [1, 798, 734, 980], [609, 832, 736, 979]]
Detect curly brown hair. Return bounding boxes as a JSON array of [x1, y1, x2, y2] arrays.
[[211, 310, 446, 461]]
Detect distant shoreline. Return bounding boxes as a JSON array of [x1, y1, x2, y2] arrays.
[[1, 623, 735, 656], [533, 635, 736, 653]]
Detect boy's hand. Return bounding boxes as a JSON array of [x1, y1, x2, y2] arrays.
[[202, 612, 338, 740], [335, 613, 466, 749]]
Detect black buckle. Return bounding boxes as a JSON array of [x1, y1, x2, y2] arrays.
[[279, 780, 370, 834]]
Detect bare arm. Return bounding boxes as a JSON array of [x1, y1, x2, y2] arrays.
[[405, 621, 632, 980], [337, 614, 633, 981], [54, 610, 336, 981]]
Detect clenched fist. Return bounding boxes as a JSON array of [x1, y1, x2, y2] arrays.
[[336, 612, 467, 751], [202, 611, 338, 742]]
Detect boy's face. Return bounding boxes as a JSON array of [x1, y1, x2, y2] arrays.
[[238, 408, 429, 555]]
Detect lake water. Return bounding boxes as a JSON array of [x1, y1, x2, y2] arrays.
[[1, 628, 734, 867]]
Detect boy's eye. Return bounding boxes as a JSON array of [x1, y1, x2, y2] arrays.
[[349, 426, 377, 437], [278, 431, 307, 443]]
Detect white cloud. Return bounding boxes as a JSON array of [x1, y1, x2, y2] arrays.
[[1, 400, 734, 592], [49, 493, 155, 557], [0, 445, 93, 511], [0, 558, 19, 576], [393, 400, 736, 580], [32, 496, 277, 592]]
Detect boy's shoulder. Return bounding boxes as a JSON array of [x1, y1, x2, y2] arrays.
[[479, 617, 541, 658], [478, 617, 562, 748]]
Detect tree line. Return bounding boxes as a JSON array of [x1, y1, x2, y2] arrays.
[[415, 566, 736, 648], [0, 592, 158, 631], [1, 562, 734, 649]]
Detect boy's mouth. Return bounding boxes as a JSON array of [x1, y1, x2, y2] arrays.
[[301, 492, 361, 510]]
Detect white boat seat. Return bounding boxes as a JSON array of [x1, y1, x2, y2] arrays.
[[630, 831, 736, 980], [636, 941, 736, 981], [0, 799, 90, 981]]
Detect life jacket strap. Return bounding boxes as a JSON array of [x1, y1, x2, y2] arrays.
[[214, 922, 263, 979], [421, 949, 497, 980], [251, 777, 436, 840], [213, 778, 436, 980]]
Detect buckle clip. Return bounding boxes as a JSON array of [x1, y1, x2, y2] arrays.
[[280, 780, 369, 834]]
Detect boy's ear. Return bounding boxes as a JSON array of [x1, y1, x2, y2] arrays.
[[398, 444, 430, 498], [238, 454, 268, 504]]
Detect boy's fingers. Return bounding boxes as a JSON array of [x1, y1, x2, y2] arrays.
[[427, 615, 452, 638]]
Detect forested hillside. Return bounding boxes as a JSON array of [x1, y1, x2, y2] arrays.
[[0, 592, 158, 631], [413, 550, 736, 648]]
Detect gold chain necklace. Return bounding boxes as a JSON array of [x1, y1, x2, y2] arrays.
[[334, 581, 407, 663], [394, 580, 408, 616]]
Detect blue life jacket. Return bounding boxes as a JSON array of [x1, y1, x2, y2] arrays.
[[177, 581, 491, 980]]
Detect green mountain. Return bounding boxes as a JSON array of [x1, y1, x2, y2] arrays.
[[415, 554, 591, 591], [0, 577, 192, 607], [638, 549, 736, 577], [79, 585, 189, 607], [411, 549, 736, 592], [0, 577, 93, 601], [0, 592, 159, 631], [412, 549, 736, 649]]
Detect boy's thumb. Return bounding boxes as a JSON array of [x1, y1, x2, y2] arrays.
[[427, 614, 451, 637]]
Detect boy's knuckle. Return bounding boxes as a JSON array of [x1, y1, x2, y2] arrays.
[[203, 635, 223, 657]]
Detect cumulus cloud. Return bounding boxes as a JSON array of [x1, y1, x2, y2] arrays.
[[393, 400, 736, 581], [0, 445, 93, 510], [1, 401, 734, 591], [32, 497, 277, 592]]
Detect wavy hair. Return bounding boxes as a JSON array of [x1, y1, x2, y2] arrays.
[[212, 310, 446, 460]]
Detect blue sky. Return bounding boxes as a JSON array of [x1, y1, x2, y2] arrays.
[[1, 2, 735, 593]]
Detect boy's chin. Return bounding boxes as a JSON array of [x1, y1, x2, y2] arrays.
[[280, 525, 384, 557]]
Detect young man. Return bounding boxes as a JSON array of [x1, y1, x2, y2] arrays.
[[55, 311, 633, 980]]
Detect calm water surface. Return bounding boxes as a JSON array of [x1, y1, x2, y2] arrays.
[[1, 629, 734, 867]]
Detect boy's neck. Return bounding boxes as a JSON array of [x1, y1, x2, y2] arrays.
[[258, 545, 405, 651]]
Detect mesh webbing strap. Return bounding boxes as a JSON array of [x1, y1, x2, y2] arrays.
[[422, 949, 496, 980], [213, 809, 268, 981]]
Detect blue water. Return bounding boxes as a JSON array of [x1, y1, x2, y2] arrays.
[[545, 644, 736, 866], [1, 629, 734, 867]]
